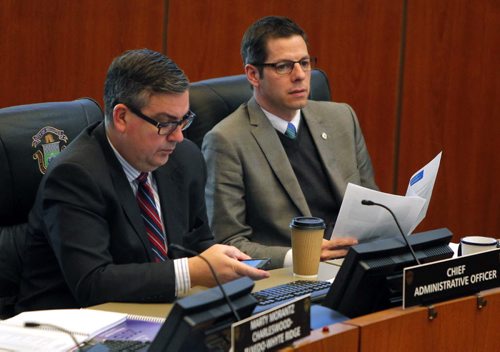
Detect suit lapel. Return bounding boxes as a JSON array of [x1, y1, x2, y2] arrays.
[[94, 125, 151, 253], [154, 159, 181, 250], [247, 99, 310, 216], [111, 165, 149, 242], [302, 105, 345, 198]]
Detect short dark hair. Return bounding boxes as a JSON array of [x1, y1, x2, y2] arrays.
[[103, 49, 189, 121], [241, 16, 308, 75]]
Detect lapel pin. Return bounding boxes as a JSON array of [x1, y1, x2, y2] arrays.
[[321, 132, 328, 140]]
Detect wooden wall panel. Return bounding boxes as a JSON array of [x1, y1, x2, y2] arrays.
[[167, 0, 403, 193], [169, 0, 499, 240], [0, 0, 167, 108], [400, 0, 500, 239], [4, 0, 494, 240]]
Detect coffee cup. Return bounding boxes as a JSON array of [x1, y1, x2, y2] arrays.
[[460, 236, 499, 256], [290, 216, 325, 278]]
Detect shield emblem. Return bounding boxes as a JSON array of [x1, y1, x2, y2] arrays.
[[32, 126, 69, 174]]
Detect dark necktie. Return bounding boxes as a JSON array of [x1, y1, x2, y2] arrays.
[[136, 172, 167, 261], [285, 122, 297, 139]]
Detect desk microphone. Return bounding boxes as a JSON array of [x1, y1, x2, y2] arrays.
[[361, 200, 422, 265], [169, 243, 241, 321], [25, 322, 81, 350]]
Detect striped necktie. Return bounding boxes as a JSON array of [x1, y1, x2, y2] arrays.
[[136, 172, 167, 262], [285, 122, 297, 139]]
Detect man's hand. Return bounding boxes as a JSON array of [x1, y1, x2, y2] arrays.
[[188, 244, 270, 287], [320, 237, 358, 261]]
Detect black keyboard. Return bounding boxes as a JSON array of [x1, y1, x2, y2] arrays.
[[252, 280, 332, 313], [80, 340, 151, 352]]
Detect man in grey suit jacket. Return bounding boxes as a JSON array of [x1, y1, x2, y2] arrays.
[[202, 16, 378, 269], [16, 49, 268, 313]]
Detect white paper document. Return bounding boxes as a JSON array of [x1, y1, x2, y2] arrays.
[[0, 324, 84, 352], [331, 152, 442, 242], [405, 152, 442, 228], [0, 308, 127, 352]]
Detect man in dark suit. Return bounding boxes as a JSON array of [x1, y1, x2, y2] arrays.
[[16, 49, 268, 313], [202, 16, 378, 269]]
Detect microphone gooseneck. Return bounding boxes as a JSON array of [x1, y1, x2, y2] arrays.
[[25, 322, 81, 351], [169, 243, 241, 321], [361, 199, 422, 265]]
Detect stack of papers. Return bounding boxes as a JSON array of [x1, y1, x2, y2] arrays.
[[331, 152, 442, 242], [0, 309, 126, 351]]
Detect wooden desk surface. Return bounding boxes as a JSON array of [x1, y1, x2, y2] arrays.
[[345, 287, 500, 352], [90, 265, 499, 352], [91, 260, 359, 351], [91, 261, 342, 318]]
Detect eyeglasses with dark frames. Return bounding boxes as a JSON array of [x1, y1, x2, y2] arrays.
[[251, 57, 317, 75], [125, 104, 195, 136]]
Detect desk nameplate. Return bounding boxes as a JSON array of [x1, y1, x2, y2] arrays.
[[403, 248, 500, 308], [231, 295, 310, 352]]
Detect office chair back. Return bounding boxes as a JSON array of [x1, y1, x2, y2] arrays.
[[0, 98, 103, 317], [185, 69, 331, 148]]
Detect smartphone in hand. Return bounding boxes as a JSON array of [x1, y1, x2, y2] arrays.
[[240, 258, 271, 269]]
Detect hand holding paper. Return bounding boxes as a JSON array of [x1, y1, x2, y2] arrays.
[[331, 152, 442, 242]]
